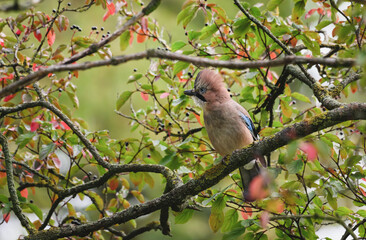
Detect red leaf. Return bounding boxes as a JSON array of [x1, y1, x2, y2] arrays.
[[34, 29, 42, 42], [30, 121, 40, 132], [136, 28, 147, 43], [20, 188, 28, 198], [3, 213, 10, 223], [269, 52, 277, 59], [305, 8, 317, 19], [47, 28, 56, 46], [4, 94, 16, 102], [103, 2, 116, 21], [240, 207, 252, 220], [107, 2, 116, 15], [103, 11, 111, 21], [300, 142, 318, 161], [360, 187, 366, 197], [249, 175, 269, 200], [160, 92, 170, 99], [140, 92, 149, 101], [60, 121, 71, 130], [109, 178, 119, 190], [52, 157, 61, 168]]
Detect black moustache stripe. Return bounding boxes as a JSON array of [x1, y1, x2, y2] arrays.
[[195, 92, 207, 102]]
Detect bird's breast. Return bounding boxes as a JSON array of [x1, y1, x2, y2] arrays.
[[203, 104, 253, 156]]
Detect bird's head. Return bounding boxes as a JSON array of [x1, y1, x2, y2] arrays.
[[184, 69, 230, 108]]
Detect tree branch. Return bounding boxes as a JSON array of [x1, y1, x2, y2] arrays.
[[24, 103, 366, 240], [0, 49, 356, 99], [0, 135, 35, 234]]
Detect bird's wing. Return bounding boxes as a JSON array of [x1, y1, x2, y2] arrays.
[[238, 111, 258, 141]]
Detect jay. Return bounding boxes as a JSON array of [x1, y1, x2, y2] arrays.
[[184, 69, 266, 201]]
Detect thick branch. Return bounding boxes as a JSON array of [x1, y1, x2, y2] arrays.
[[25, 103, 366, 240], [0, 49, 355, 99], [0, 135, 35, 234]]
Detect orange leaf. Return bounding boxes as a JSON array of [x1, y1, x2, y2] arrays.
[[137, 29, 147, 43], [47, 28, 56, 46], [193, 112, 202, 126], [3, 213, 10, 223], [109, 178, 119, 190], [20, 188, 28, 198]]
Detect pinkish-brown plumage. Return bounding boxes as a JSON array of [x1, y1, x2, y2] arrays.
[[184, 68, 266, 201]]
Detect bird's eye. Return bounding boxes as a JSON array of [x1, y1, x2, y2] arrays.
[[198, 87, 206, 94]]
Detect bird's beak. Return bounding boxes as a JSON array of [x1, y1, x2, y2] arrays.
[[184, 89, 207, 102], [184, 89, 195, 96]]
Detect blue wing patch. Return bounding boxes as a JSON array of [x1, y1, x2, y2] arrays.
[[239, 112, 258, 140]]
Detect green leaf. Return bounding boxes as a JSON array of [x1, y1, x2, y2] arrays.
[[267, 0, 285, 11], [212, 195, 226, 213], [357, 210, 366, 218], [16, 132, 36, 149], [292, 0, 306, 20], [291, 92, 311, 103], [233, 18, 251, 38], [175, 209, 194, 224], [120, 30, 131, 51], [323, 133, 342, 144], [39, 143, 56, 160], [0, 194, 9, 203], [338, 25, 353, 42], [116, 91, 133, 110], [29, 203, 43, 220], [171, 40, 186, 52], [250, 7, 261, 18], [336, 206, 352, 216], [173, 61, 190, 75], [177, 5, 199, 28], [222, 209, 239, 232], [259, 127, 280, 137], [222, 224, 246, 240], [287, 159, 304, 174], [128, 73, 143, 83], [199, 24, 218, 40], [315, 20, 332, 31]]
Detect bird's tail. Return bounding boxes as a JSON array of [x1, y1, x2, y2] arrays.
[[239, 157, 267, 202]]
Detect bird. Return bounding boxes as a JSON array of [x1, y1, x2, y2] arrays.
[[184, 69, 267, 201]]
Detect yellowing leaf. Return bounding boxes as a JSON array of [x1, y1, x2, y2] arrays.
[[209, 211, 224, 233], [280, 99, 292, 118], [131, 190, 145, 203]]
